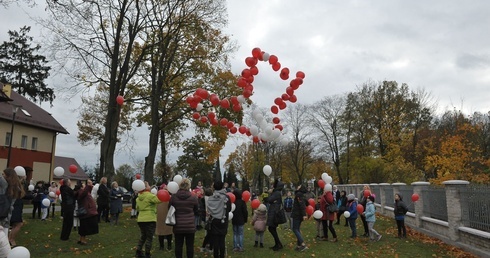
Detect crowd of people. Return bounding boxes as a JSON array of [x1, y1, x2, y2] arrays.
[[0, 169, 411, 258]]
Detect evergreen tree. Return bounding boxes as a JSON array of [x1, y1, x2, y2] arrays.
[[0, 26, 54, 105]]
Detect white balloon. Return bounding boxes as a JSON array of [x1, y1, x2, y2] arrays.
[[53, 166, 65, 177], [252, 109, 261, 119], [231, 203, 236, 212], [313, 210, 323, 219], [250, 125, 259, 136], [28, 185, 34, 191], [344, 211, 351, 218], [321, 173, 329, 182], [132, 179, 145, 192], [196, 103, 203, 111], [271, 129, 281, 139], [280, 137, 289, 146], [7, 246, 30, 258], [262, 52, 270, 61], [151, 188, 158, 195], [49, 192, 56, 198], [237, 95, 246, 104], [14, 166, 26, 177], [167, 181, 179, 194], [325, 176, 333, 184], [324, 184, 333, 192], [255, 113, 264, 123], [263, 165, 272, 176], [42, 198, 51, 207], [265, 126, 273, 136], [228, 211, 234, 220], [173, 175, 183, 184]]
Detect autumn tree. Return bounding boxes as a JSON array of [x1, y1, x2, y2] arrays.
[[0, 26, 54, 104], [176, 135, 216, 187]]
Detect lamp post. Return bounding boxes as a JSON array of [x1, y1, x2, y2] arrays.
[[6, 104, 20, 168]]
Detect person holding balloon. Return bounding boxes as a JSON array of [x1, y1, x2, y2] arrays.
[[75, 180, 99, 245], [266, 179, 284, 251], [291, 184, 308, 251], [320, 185, 338, 242], [135, 181, 162, 258], [394, 193, 408, 238], [346, 194, 358, 238], [359, 185, 371, 237], [59, 178, 75, 241], [231, 189, 248, 252], [48, 182, 58, 218], [155, 184, 173, 251]]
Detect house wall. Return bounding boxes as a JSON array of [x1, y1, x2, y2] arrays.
[[0, 120, 56, 182]]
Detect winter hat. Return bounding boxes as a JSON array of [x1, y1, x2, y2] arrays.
[[257, 204, 267, 212], [347, 194, 355, 201]]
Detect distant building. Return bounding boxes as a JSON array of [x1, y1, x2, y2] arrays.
[[53, 156, 89, 186], [0, 82, 69, 183]]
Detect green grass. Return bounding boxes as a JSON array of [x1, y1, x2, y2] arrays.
[[16, 206, 474, 257]]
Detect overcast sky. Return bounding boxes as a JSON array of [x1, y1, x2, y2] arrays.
[[1, 1, 489, 171]]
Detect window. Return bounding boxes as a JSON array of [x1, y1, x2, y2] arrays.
[[21, 135, 28, 149], [32, 137, 38, 150], [5, 132, 11, 146]]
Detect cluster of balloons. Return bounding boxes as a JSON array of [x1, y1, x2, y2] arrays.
[[187, 47, 305, 143], [319, 172, 333, 192]]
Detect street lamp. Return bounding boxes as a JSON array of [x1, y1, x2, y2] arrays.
[[6, 104, 21, 168]]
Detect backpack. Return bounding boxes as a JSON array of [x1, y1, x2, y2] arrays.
[[0, 194, 12, 220], [207, 192, 227, 221]]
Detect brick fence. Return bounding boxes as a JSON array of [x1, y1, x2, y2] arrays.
[[338, 180, 490, 258]]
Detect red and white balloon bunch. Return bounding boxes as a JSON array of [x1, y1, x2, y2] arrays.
[[187, 47, 305, 143]]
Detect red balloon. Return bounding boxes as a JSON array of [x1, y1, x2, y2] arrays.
[[268, 55, 278, 65], [272, 117, 280, 124], [271, 105, 279, 114], [208, 112, 216, 119], [229, 127, 237, 134], [317, 179, 325, 189], [135, 173, 141, 179], [210, 118, 218, 126], [272, 62, 281, 71], [306, 205, 314, 215], [59, 179, 64, 185], [226, 121, 234, 129], [253, 136, 260, 143], [251, 47, 262, 58], [251, 199, 260, 209], [245, 57, 257, 67], [192, 112, 200, 120], [250, 66, 259, 75], [356, 204, 364, 214], [200, 116, 208, 123], [157, 189, 170, 202], [242, 190, 251, 202], [308, 198, 315, 207], [238, 126, 247, 134], [281, 93, 290, 101], [242, 89, 252, 98], [364, 190, 371, 197], [56, 189, 61, 196], [286, 86, 294, 96], [296, 71, 305, 79], [289, 95, 297, 103], [220, 99, 230, 109], [275, 124, 283, 131], [220, 118, 228, 127], [241, 69, 252, 78], [237, 78, 247, 88], [116, 95, 124, 105], [186, 96, 194, 104], [69, 164, 77, 173], [412, 193, 420, 202], [227, 192, 236, 203], [274, 97, 282, 106], [232, 104, 242, 112]]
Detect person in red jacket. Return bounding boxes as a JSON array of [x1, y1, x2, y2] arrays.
[[320, 188, 337, 242], [75, 180, 98, 245]]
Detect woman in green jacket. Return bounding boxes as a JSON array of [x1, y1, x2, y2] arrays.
[[135, 181, 161, 258]]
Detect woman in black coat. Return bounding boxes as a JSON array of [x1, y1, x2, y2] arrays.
[[60, 179, 75, 241], [231, 189, 248, 252], [266, 180, 284, 251]]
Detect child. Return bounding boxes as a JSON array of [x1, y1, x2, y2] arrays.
[[337, 190, 348, 225], [251, 204, 267, 248], [346, 194, 358, 238], [364, 195, 382, 241], [283, 191, 293, 230], [291, 186, 308, 251], [394, 193, 408, 238], [315, 197, 324, 240]]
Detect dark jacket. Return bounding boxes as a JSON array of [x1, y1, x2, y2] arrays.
[[394, 194, 408, 217], [266, 181, 284, 227], [97, 184, 110, 206], [291, 191, 306, 221], [232, 190, 248, 226], [169, 189, 198, 234], [338, 195, 348, 212], [60, 184, 75, 208], [76, 185, 98, 219], [110, 187, 123, 214]]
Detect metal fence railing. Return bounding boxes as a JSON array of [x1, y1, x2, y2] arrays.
[[460, 185, 490, 232], [422, 186, 447, 221], [399, 185, 415, 213], [384, 185, 394, 208]]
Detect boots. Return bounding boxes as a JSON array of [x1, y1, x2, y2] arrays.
[[166, 235, 172, 250], [260, 243, 264, 248], [158, 236, 164, 250], [253, 241, 258, 247], [135, 249, 144, 258]]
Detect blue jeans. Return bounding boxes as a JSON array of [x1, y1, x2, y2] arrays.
[[233, 224, 244, 249], [292, 218, 304, 246], [348, 218, 357, 237]]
